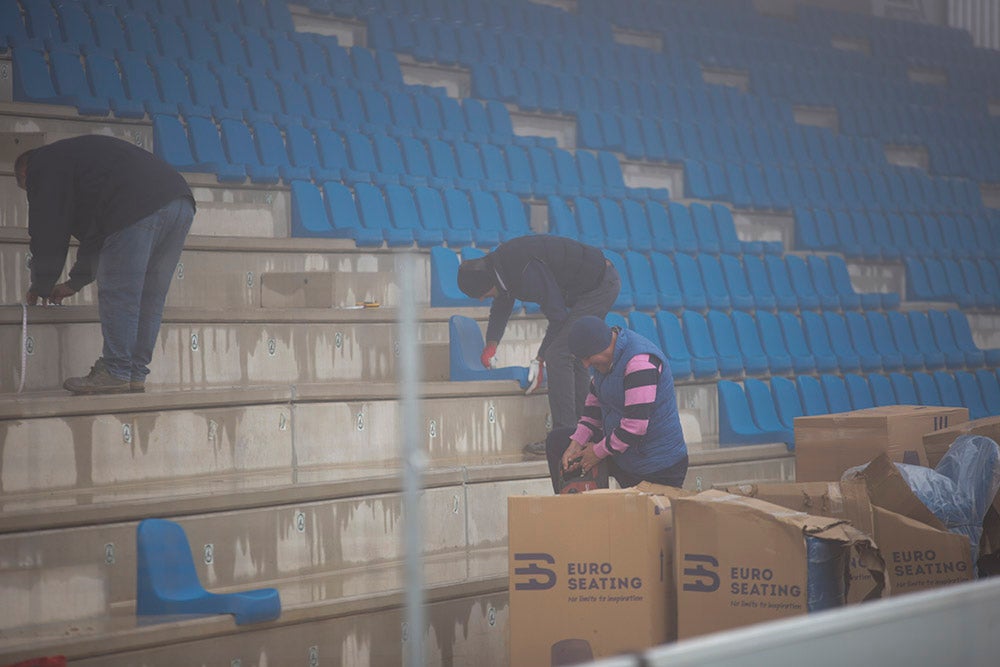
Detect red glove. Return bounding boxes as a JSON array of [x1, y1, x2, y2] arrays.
[[481, 342, 498, 368]]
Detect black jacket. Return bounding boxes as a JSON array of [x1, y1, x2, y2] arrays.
[[483, 235, 607, 356], [25, 135, 195, 296]]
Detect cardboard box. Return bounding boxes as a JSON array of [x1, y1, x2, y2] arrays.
[[508, 487, 687, 665], [673, 490, 882, 639], [794, 405, 967, 482], [845, 455, 974, 594], [923, 415, 1000, 468], [720, 480, 876, 603]]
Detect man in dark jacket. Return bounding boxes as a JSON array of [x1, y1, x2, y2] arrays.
[[457, 235, 621, 454], [16, 135, 196, 394], [547, 315, 688, 491]]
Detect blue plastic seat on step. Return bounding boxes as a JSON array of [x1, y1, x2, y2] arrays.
[[806, 255, 845, 311], [823, 311, 867, 372], [604, 250, 634, 311], [934, 371, 965, 408], [889, 372, 919, 404], [742, 255, 777, 312], [704, 310, 745, 378], [666, 311, 716, 379], [770, 376, 805, 430], [913, 371, 943, 405], [763, 255, 800, 311], [820, 374, 853, 413], [720, 254, 755, 312], [137, 518, 280, 625], [648, 252, 684, 312], [797, 375, 829, 416], [886, 310, 934, 370], [945, 309, 994, 366], [430, 247, 477, 306], [355, 182, 413, 247], [719, 381, 786, 446], [770, 311, 816, 374], [826, 255, 877, 310], [975, 369, 1000, 416], [845, 311, 893, 372], [784, 255, 822, 311], [656, 310, 719, 379], [907, 311, 951, 370], [744, 378, 794, 446], [732, 310, 780, 375], [868, 373, 897, 406], [385, 184, 444, 247], [627, 312, 660, 351], [668, 202, 700, 255], [322, 181, 381, 245], [801, 310, 846, 373], [844, 374, 875, 409], [449, 315, 529, 387], [624, 251, 660, 312], [928, 309, 979, 368], [956, 371, 989, 419], [864, 311, 907, 371]]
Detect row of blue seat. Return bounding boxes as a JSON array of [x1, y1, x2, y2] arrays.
[[797, 207, 999, 260], [292, 181, 531, 247], [719, 368, 1000, 447], [841, 104, 998, 152], [601, 307, 995, 382], [606, 250, 895, 315], [905, 257, 1000, 309], [153, 114, 662, 207], [1, 0, 292, 54], [548, 198, 778, 257]]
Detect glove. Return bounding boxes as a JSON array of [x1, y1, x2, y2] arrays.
[[481, 342, 498, 368], [525, 358, 545, 395]]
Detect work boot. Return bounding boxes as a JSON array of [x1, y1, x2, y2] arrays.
[[522, 440, 547, 458], [130, 379, 146, 393], [63, 359, 131, 395]]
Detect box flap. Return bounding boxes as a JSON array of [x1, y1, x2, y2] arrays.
[[844, 454, 946, 531]]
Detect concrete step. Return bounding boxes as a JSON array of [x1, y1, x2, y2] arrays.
[[0, 304, 546, 391], [0, 383, 552, 511], [0, 475, 547, 632], [0, 554, 510, 667]]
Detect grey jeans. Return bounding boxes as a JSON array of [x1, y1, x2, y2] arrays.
[[541, 262, 621, 430]]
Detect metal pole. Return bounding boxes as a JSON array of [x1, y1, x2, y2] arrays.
[[399, 253, 426, 667]]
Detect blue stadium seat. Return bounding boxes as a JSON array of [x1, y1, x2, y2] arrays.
[[946, 309, 998, 366], [674, 253, 709, 312], [572, 196, 603, 249], [385, 184, 443, 247], [770, 376, 805, 430], [844, 374, 875, 409], [468, 189, 506, 247], [413, 186, 472, 247], [742, 255, 777, 311], [645, 201, 677, 255], [495, 191, 532, 238], [690, 202, 721, 255], [934, 371, 965, 408], [441, 188, 485, 247], [744, 378, 794, 446], [623, 251, 659, 312], [711, 204, 742, 256], [449, 315, 530, 386], [848, 311, 898, 371], [956, 371, 990, 419], [929, 309, 982, 368], [647, 252, 683, 312], [46, 46, 109, 115], [621, 200, 653, 252], [605, 312, 629, 330], [784, 255, 822, 311], [596, 198, 630, 252], [826, 311, 874, 372], [801, 310, 849, 373], [186, 116, 246, 182], [715, 255, 752, 312], [913, 371, 943, 405], [655, 311, 712, 379], [322, 181, 381, 245], [399, 136, 443, 188], [805, 255, 845, 311], [219, 119, 280, 184], [280, 124, 337, 182], [906, 310, 951, 370], [697, 254, 732, 311], [84, 52, 146, 119], [627, 311, 660, 348], [354, 182, 413, 247], [868, 373, 897, 406], [604, 250, 634, 311], [883, 310, 931, 370], [718, 381, 787, 446], [889, 372, 919, 404], [866, 310, 917, 370], [704, 311, 745, 378], [681, 310, 743, 377], [290, 181, 333, 238], [826, 255, 881, 310], [797, 375, 828, 416], [731, 311, 780, 375], [975, 369, 1000, 416], [820, 375, 853, 413], [668, 202, 700, 255], [764, 255, 799, 311], [770, 311, 817, 374]]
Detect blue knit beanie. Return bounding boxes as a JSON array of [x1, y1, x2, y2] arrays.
[[457, 257, 495, 298], [569, 316, 613, 359]]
